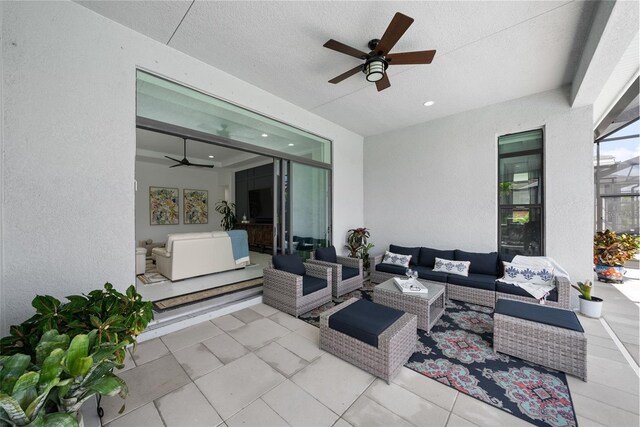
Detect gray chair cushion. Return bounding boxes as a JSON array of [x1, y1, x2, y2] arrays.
[[315, 246, 338, 263], [342, 266, 360, 280]]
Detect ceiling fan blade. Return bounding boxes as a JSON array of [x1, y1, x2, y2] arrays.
[[189, 163, 215, 169], [165, 155, 182, 163], [375, 12, 414, 55], [387, 49, 436, 65], [323, 39, 368, 59], [375, 73, 391, 92], [169, 163, 184, 168], [329, 65, 363, 84]]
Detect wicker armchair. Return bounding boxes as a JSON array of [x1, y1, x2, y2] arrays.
[[263, 257, 332, 317], [308, 247, 364, 297]]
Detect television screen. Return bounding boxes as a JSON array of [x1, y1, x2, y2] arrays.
[[248, 188, 273, 223]]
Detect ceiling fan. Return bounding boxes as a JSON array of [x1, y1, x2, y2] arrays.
[[323, 12, 436, 91], [165, 138, 214, 168]]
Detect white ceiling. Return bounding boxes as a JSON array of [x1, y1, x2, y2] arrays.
[[78, 1, 597, 136], [136, 128, 268, 169]]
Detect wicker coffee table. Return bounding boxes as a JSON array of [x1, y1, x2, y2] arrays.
[[373, 278, 446, 333]]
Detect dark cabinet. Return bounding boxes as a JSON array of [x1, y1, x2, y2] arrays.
[[235, 163, 274, 223]]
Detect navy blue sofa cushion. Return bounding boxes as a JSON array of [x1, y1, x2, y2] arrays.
[[455, 250, 499, 276], [418, 247, 455, 268], [315, 246, 338, 263], [495, 281, 558, 302], [273, 254, 305, 276], [329, 299, 405, 347], [342, 266, 360, 280], [376, 263, 407, 276], [413, 266, 449, 283], [495, 299, 583, 332], [302, 275, 327, 296], [389, 245, 421, 266], [447, 273, 497, 291]]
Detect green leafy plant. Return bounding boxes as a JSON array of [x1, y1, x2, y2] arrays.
[[345, 228, 374, 270], [594, 230, 640, 266], [0, 283, 153, 365], [572, 280, 593, 301], [214, 200, 237, 231]]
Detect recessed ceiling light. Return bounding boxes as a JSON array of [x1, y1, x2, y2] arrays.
[[208, 155, 215, 158], [261, 133, 268, 137], [423, 101, 435, 107], [288, 143, 295, 147]]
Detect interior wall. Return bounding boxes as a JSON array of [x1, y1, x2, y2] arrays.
[[135, 161, 229, 243], [364, 88, 593, 282], [0, 1, 364, 333]]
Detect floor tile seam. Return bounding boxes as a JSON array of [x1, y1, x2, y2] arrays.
[[265, 376, 350, 420], [278, 330, 324, 362], [255, 341, 310, 378], [571, 389, 640, 415], [253, 397, 293, 426], [362, 381, 428, 427], [576, 376, 640, 396], [151, 399, 169, 427], [444, 392, 461, 426], [222, 375, 289, 422], [190, 377, 227, 423], [599, 317, 640, 377], [391, 379, 458, 413]]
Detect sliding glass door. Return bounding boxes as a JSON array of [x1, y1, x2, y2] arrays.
[[274, 160, 331, 259]]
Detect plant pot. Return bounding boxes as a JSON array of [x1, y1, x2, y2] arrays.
[[595, 264, 626, 282], [579, 295, 603, 318]]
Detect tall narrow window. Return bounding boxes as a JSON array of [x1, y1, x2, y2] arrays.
[[498, 129, 544, 257]]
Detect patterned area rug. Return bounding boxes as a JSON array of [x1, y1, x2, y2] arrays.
[[299, 286, 578, 427], [137, 259, 168, 285]]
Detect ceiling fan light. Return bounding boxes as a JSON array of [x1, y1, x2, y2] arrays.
[[365, 59, 385, 82]]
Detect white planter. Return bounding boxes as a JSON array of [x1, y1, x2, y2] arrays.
[[579, 296, 603, 318]]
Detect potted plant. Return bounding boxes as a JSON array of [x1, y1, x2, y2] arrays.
[[572, 280, 603, 318], [214, 200, 237, 231], [345, 227, 374, 270], [0, 283, 153, 425], [593, 230, 640, 282]]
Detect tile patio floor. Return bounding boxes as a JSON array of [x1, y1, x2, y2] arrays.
[[102, 297, 640, 427]]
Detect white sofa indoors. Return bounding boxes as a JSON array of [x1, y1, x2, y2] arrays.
[[152, 232, 249, 281]]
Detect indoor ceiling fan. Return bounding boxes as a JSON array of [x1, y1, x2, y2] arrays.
[[323, 12, 436, 91], [165, 138, 214, 168]]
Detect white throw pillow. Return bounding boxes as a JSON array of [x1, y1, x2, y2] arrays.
[[382, 251, 412, 268], [500, 262, 554, 286], [433, 257, 470, 277]]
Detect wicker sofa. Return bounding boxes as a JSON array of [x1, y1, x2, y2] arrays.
[[370, 244, 571, 309]]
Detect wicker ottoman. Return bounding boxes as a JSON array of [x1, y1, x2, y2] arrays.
[[320, 298, 417, 384], [494, 299, 587, 381]]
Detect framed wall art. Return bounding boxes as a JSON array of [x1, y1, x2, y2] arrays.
[[149, 187, 179, 225], [184, 189, 209, 224]]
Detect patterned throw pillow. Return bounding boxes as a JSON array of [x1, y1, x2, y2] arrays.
[[501, 262, 554, 286], [382, 251, 412, 268], [433, 257, 470, 277]]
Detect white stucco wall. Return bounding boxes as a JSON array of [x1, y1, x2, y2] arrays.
[[135, 161, 232, 243], [364, 88, 593, 282], [0, 1, 364, 333]]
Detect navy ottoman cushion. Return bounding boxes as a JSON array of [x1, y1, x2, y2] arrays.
[[448, 273, 497, 291], [342, 266, 360, 280], [454, 250, 499, 276], [315, 246, 338, 263], [302, 275, 327, 296], [389, 245, 421, 266], [273, 254, 305, 276], [495, 299, 583, 332], [329, 299, 405, 347], [496, 281, 558, 302]]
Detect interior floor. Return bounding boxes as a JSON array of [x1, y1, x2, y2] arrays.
[[136, 251, 272, 302]]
